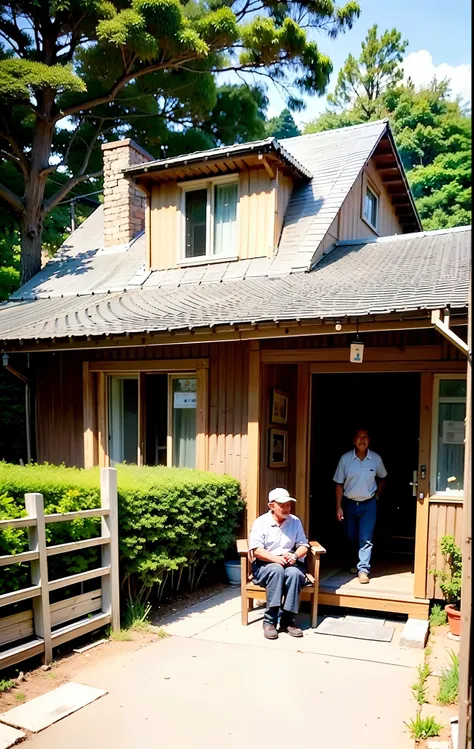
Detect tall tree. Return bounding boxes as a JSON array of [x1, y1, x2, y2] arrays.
[[327, 24, 408, 119], [0, 0, 360, 285], [266, 108, 300, 139], [303, 28, 471, 230]]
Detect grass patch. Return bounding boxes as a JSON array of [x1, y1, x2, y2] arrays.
[[0, 678, 15, 693], [109, 629, 133, 642], [411, 662, 430, 705], [437, 651, 459, 705], [430, 604, 447, 627], [14, 693, 26, 702], [406, 714, 442, 740], [123, 599, 152, 631]]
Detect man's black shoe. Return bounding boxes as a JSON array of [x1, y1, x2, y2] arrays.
[[263, 623, 278, 639], [279, 617, 304, 637]]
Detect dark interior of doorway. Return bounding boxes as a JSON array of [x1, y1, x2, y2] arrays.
[[309, 372, 420, 568]]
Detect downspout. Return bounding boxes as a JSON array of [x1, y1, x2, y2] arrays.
[[2, 353, 32, 464]]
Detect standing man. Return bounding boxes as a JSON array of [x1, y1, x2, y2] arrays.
[[333, 428, 387, 584], [249, 488, 309, 640]]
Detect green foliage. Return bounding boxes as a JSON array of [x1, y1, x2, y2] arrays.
[[123, 598, 152, 630], [406, 714, 442, 740], [411, 662, 430, 706], [429, 603, 447, 627], [266, 108, 300, 139], [429, 535, 462, 607], [327, 24, 408, 118], [437, 651, 459, 705], [0, 0, 360, 284], [303, 28, 472, 230], [0, 679, 15, 693], [0, 463, 244, 602]]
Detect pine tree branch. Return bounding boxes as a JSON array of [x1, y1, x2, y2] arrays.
[[43, 170, 102, 214], [0, 180, 24, 215]]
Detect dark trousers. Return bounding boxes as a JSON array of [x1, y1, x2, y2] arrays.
[[252, 561, 306, 625], [342, 496, 377, 573]]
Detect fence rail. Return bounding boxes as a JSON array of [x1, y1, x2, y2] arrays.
[[0, 467, 120, 671]]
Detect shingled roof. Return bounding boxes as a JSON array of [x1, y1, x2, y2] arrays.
[[1, 226, 469, 344]]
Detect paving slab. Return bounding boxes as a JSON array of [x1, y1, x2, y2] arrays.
[[0, 683, 106, 733], [25, 635, 416, 749], [0, 723, 25, 749]]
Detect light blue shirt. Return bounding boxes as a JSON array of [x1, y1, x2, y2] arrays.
[[333, 449, 387, 501], [249, 512, 309, 555]]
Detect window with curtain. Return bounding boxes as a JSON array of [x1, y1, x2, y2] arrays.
[[171, 377, 197, 468], [213, 182, 238, 256], [363, 184, 378, 229], [434, 378, 466, 494], [108, 376, 138, 465], [185, 189, 207, 258]]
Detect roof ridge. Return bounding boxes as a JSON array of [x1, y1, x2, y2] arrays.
[[335, 225, 472, 246], [280, 119, 389, 145]]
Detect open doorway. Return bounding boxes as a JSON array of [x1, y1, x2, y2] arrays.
[[309, 372, 420, 577]]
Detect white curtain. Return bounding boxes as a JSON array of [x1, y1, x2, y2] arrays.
[[172, 378, 197, 468], [213, 183, 238, 256]]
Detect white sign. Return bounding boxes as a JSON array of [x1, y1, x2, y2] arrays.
[[349, 342, 364, 363], [442, 420, 465, 444], [174, 392, 197, 409]]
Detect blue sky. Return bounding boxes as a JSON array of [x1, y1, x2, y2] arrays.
[[260, 0, 472, 125]]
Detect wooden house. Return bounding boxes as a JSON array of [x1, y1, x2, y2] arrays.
[[1, 120, 470, 620]]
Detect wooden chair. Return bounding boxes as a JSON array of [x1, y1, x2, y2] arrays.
[[236, 539, 326, 628]]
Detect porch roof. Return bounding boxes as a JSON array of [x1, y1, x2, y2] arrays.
[[0, 226, 469, 345]]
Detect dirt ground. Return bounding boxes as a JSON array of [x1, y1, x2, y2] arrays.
[[417, 623, 460, 748], [0, 582, 226, 713]]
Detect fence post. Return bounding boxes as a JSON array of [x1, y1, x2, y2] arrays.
[[25, 493, 52, 664], [100, 468, 120, 631]]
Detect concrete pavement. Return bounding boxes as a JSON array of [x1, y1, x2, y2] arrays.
[[25, 588, 421, 749]]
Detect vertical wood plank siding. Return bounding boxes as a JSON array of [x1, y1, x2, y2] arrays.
[[426, 501, 464, 599], [150, 183, 180, 270], [338, 157, 403, 241]]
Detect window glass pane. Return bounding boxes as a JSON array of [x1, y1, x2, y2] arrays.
[[436, 379, 466, 492], [213, 182, 238, 256], [172, 377, 197, 468], [108, 376, 138, 465], [364, 186, 378, 227], [440, 379, 466, 398], [185, 189, 207, 258]]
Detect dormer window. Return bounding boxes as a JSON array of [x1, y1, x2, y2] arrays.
[[363, 181, 379, 232], [181, 177, 239, 262]]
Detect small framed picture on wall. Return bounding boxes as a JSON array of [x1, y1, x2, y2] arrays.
[[270, 389, 288, 425], [268, 428, 288, 468]]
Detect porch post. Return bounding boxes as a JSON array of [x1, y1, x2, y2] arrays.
[[296, 363, 311, 533], [247, 341, 261, 533], [413, 372, 433, 598]]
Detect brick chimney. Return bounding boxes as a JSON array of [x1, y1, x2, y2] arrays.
[[101, 139, 154, 247]]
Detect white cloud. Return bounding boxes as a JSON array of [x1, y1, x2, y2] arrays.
[[402, 50, 471, 105]]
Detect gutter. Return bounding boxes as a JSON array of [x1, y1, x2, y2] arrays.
[[2, 353, 32, 463]]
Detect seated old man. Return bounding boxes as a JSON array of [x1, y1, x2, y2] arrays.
[[249, 487, 309, 640]]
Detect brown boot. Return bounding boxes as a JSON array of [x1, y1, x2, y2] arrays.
[[279, 615, 303, 637], [263, 623, 278, 639], [358, 571, 370, 584]]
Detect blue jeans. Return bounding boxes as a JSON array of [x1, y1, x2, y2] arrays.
[[342, 496, 377, 574], [252, 561, 306, 625]]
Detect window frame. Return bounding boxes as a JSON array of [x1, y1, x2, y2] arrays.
[[430, 373, 467, 499], [178, 174, 240, 265], [361, 175, 380, 234]]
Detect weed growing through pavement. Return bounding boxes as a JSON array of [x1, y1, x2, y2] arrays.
[[406, 714, 442, 740], [429, 604, 447, 627], [411, 662, 430, 705], [437, 651, 459, 705]]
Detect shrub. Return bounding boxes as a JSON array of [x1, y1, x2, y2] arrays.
[[0, 463, 244, 602], [429, 603, 448, 627], [429, 535, 462, 608]]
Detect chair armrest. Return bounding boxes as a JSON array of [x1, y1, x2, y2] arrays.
[[309, 540, 326, 554], [236, 539, 249, 555]]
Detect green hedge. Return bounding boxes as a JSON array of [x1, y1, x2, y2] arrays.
[[0, 463, 244, 601]]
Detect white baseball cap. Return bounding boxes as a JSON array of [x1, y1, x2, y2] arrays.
[[268, 488, 296, 504]]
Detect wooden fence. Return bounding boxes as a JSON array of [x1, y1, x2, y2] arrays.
[[0, 468, 120, 670]]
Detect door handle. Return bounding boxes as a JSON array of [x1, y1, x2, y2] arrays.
[[409, 470, 418, 497]]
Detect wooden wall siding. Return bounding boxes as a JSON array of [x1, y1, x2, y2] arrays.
[[208, 342, 249, 493], [274, 172, 293, 249], [426, 501, 464, 599], [239, 168, 274, 259], [259, 363, 298, 515], [35, 352, 84, 467], [150, 182, 180, 270], [338, 157, 403, 241]]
